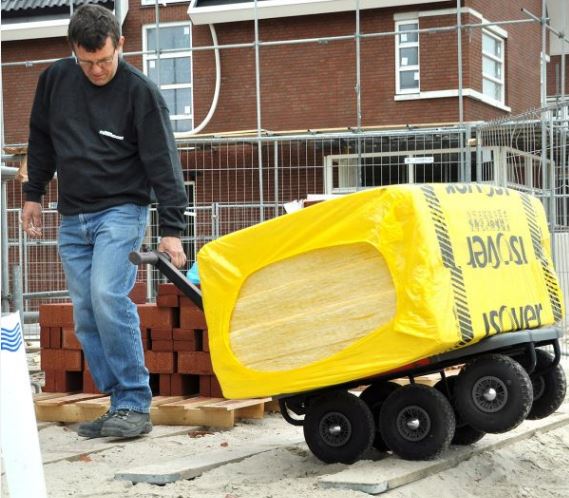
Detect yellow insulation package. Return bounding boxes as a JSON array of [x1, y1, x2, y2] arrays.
[[197, 183, 564, 399]]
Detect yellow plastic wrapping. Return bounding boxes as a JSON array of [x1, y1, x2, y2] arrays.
[[197, 183, 565, 399]]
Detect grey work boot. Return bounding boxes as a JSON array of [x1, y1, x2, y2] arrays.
[[77, 410, 114, 438], [100, 409, 152, 438]]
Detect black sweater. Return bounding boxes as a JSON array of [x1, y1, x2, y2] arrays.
[[24, 58, 187, 237]]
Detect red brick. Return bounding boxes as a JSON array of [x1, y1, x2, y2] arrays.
[[137, 304, 177, 329], [179, 298, 207, 329], [199, 375, 211, 396], [129, 281, 147, 304], [64, 350, 83, 372], [144, 351, 175, 374], [39, 303, 74, 326], [62, 326, 82, 350], [177, 351, 213, 375], [41, 348, 65, 371], [83, 369, 101, 394], [152, 340, 174, 352], [158, 283, 183, 296], [40, 326, 50, 348], [173, 339, 197, 351], [159, 374, 171, 395], [150, 328, 173, 341], [49, 327, 62, 349], [210, 375, 223, 398], [156, 294, 180, 308], [173, 327, 198, 342]]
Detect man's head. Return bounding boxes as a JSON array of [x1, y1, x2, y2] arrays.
[[68, 5, 124, 86]]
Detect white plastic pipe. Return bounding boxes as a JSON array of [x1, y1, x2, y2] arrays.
[[178, 24, 221, 137]]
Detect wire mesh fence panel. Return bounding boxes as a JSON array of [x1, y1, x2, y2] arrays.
[[4, 120, 568, 352], [476, 100, 569, 349]]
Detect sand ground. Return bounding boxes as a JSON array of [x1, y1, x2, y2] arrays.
[[1, 355, 568, 498]]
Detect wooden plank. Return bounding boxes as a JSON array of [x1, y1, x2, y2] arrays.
[[235, 404, 265, 420], [150, 396, 187, 407], [159, 396, 221, 410], [35, 393, 105, 406], [200, 397, 271, 412], [35, 404, 83, 423], [75, 396, 111, 408], [33, 392, 71, 402]]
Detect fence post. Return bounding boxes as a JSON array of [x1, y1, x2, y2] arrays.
[[274, 140, 279, 218], [11, 265, 24, 326], [1, 172, 14, 312]]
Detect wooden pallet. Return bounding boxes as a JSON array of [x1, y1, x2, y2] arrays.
[[34, 393, 279, 428]]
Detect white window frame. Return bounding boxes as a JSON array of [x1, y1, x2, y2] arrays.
[[142, 21, 194, 132], [482, 30, 505, 105], [324, 149, 462, 194], [395, 20, 420, 95]]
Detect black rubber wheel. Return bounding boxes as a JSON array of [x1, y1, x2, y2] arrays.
[[359, 381, 400, 451], [454, 354, 532, 434], [434, 376, 485, 446], [303, 391, 374, 464], [379, 384, 455, 460], [518, 349, 567, 420]]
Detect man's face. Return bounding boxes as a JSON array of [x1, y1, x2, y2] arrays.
[[74, 36, 124, 86]]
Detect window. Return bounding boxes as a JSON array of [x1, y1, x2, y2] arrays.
[[395, 20, 420, 94], [325, 152, 461, 194], [143, 22, 193, 133], [482, 31, 505, 104]]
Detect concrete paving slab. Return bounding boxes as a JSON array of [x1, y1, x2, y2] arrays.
[[41, 425, 198, 465], [114, 434, 305, 484], [319, 409, 569, 495]]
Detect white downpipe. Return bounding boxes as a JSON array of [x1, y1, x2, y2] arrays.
[[178, 24, 221, 137]]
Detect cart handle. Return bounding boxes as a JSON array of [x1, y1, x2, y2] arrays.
[[129, 250, 203, 310]]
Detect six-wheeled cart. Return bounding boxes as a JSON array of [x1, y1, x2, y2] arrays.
[[130, 250, 566, 464]]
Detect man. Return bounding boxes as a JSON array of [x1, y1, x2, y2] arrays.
[[21, 4, 188, 438]]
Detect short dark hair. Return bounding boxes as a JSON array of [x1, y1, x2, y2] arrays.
[[68, 4, 120, 52]]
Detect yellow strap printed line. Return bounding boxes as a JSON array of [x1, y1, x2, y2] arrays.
[[421, 185, 474, 345], [519, 193, 563, 322]]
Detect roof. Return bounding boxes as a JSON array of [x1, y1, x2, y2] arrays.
[[187, 0, 450, 25], [1, 0, 108, 13], [1, 0, 125, 42]]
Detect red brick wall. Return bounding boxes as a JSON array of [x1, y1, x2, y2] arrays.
[[2, 37, 69, 144], [1, 1, 545, 143]]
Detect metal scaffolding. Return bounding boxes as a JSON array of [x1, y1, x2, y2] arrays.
[[1, 1, 568, 347]]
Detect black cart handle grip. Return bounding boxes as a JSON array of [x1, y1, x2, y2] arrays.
[[129, 250, 203, 310], [129, 251, 160, 266]]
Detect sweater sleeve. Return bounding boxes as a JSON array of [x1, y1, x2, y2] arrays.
[[24, 69, 57, 203], [137, 103, 188, 237]]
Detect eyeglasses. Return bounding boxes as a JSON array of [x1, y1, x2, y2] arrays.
[[75, 49, 116, 70]]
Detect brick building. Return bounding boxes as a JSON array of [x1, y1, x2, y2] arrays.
[[1, 0, 568, 315], [2, 0, 567, 144]]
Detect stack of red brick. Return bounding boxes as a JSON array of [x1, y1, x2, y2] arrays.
[[39, 282, 223, 397]]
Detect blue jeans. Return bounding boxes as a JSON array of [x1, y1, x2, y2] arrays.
[[58, 204, 151, 413]]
